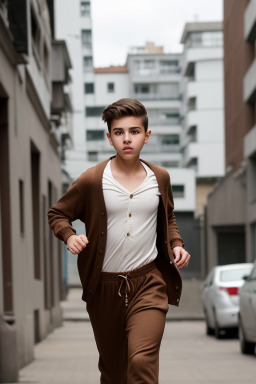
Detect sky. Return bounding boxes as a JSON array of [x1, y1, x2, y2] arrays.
[[91, 0, 223, 67]]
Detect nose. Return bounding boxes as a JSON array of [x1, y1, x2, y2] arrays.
[[123, 132, 131, 143]]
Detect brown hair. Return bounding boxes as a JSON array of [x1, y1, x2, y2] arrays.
[[102, 98, 148, 133]]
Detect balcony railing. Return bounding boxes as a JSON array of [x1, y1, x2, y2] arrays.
[[134, 93, 181, 101]]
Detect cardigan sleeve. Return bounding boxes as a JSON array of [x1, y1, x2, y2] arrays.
[[167, 176, 185, 249], [48, 179, 85, 244]]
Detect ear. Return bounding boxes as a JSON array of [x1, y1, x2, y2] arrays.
[[106, 132, 114, 146], [144, 130, 151, 144]]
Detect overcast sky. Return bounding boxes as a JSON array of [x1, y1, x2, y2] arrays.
[[91, 0, 223, 67]]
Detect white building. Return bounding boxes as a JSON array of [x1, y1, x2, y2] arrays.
[[126, 47, 183, 168], [85, 65, 129, 162], [55, 0, 92, 179], [180, 22, 225, 217]]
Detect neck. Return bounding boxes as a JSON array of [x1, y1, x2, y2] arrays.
[[111, 154, 142, 174]]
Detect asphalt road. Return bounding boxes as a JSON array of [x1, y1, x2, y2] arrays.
[[15, 320, 256, 384]]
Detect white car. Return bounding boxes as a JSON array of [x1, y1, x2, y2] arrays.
[[201, 263, 253, 338], [239, 259, 256, 355]]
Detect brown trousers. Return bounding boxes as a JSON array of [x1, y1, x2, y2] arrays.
[[86, 260, 169, 384]]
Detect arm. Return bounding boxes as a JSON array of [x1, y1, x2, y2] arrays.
[[167, 175, 190, 269], [48, 179, 85, 245], [167, 181, 184, 249]]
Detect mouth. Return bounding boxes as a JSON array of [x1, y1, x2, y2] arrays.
[[123, 147, 133, 152]]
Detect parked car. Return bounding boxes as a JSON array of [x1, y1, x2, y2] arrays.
[[201, 263, 253, 338], [238, 259, 256, 355]]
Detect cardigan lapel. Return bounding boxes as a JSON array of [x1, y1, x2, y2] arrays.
[[93, 156, 168, 212]]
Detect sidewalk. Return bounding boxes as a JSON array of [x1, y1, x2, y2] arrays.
[[12, 320, 256, 384]]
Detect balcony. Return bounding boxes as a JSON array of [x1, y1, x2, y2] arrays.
[[183, 47, 223, 77], [244, 57, 256, 103], [142, 143, 181, 154], [244, 0, 256, 42], [134, 93, 181, 101]]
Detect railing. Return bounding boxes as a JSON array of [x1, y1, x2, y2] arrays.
[[134, 93, 181, 101]]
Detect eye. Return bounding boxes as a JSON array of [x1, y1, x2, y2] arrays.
[[131, 130, 139, 134], [114, 131, 123, 135]]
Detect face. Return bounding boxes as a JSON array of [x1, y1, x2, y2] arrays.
[[106, 116, 151, 160]]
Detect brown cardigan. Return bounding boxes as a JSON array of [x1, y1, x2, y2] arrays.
[[48, 156, 185, 306]]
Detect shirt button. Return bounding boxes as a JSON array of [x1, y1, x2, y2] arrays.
[[101, 231, 105, 236], [129, 213, 132, 218], [101, 211, 105, 216], [176, 286, 179, 290], [130, 194, 133, 199], [96, 265, 100, 270], [98, 249, 103, 254], [127, 232, 130, 236]]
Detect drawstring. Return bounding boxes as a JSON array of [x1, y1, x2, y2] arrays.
[[117, 274, 134, 307]]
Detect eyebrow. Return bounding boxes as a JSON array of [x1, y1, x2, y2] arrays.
[[112, 126, 142, 131]]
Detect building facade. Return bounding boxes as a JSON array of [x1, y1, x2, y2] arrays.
[[0, 0, 72, 380], [54, 0, 91, 179], [181, 22, 225, 218], [206, 0, 256, 272]]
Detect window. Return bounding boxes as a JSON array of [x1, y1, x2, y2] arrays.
[[159, 60, 180, 74], [187, 97, 196, 111], [251, 222, 256, 262], [84, 83, 94, 94], [162, 161, 179, 168], [83, 56, 93, 69], [81, 29, 92, 47], [43, 42, 49, 74], [88, 151, 98, 161], [250, 155, 256, 202], [172, 185, 185, 198], [135, 85, 150, 94], [187, 31, 223, 48], [85, 106, 105, 117], [107, 82, 115, 93], [161, 135, 179, 145], [30, 7, 40, 61], [19, 179, 24, 235], [144, 60, 155, 69], [80, 1, 90, 16], [219, 267, 253, 282], [86, 130, 105, 141], [160, 111, 180, 124]]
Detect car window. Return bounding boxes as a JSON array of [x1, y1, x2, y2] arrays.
[[220, 267, 253, 282]]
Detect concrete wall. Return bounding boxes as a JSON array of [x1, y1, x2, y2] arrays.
[[206, 170, 247, 271], [0, 2, 63, 372]]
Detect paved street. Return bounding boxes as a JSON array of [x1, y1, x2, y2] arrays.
[[12, 320, 256, 384]]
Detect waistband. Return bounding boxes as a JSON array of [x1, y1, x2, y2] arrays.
[[100, 260, 157, 281]]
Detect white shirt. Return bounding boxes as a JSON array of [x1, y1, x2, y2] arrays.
[[102, 160, 161, 272]]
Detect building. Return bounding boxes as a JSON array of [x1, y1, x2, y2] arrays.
[[206, 0, 256, 272], [0, 0, 72, 381], [181, 22, 225, 218], [54, 0, 92, 179], [126, 46, 183, 168]]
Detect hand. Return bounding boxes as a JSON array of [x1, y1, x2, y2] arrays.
[[172, 246, 190, 269], [67, 234, 89, 255]]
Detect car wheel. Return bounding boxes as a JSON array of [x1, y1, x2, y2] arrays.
[[213, 309, 223, 339], [239, 318, 255, 355], [205, 310, 215, 336]]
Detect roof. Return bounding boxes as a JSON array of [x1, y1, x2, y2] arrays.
[[180, 21, 223, 44], [94, 65, 128, 73]]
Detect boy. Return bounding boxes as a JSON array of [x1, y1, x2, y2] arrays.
[[48, 98, 190, 383]]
